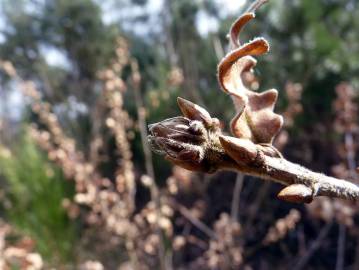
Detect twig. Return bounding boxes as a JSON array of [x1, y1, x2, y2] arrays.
[[353, 233, 359, 269], [175, 204, 217, 240], [254, 152, 359, 200], [131, 60, 167, 270], [336, 224, 346, 270], [230, 173, 244, 222], [245, 0, 268, 13], [293, 222, 332, 270], [345, 132, 358, 179], [149, 112, 359, 202], [335, 130, 356, 270], [244, 182, 270, 231], [220, 134, 359, 201], [206, 132, 359, 202], [213, 35, 225, 61]]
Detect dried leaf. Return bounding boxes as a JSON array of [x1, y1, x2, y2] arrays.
[[218, 38, 268, 96], [231, 88, 283, 143], [229, 12, 256, 48], [217, 15, 283, 144]]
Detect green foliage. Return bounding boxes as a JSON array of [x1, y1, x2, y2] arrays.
[[41, 0, 118, 78], [0, 0, 120, 152], [0, 132, 76, 265]]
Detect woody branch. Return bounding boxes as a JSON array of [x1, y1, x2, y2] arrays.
[[148, 97, 359, 203], [147, 0, 359, 203]]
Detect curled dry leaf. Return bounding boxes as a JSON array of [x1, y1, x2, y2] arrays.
[[217, 12, 283, 144], [229, 13, 256, 49]]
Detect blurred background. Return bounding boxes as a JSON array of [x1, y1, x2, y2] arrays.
[[0, 0, 358, 269]]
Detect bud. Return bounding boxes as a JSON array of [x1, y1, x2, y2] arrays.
[[148, 117, 207, 170], [219, 135, 258, 165], [148, 117, 205, 145], [151, 114, 224, 172], [148, 97, 227, 173], [277, 184, 313, 204], [177, 97, 214, 128]]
